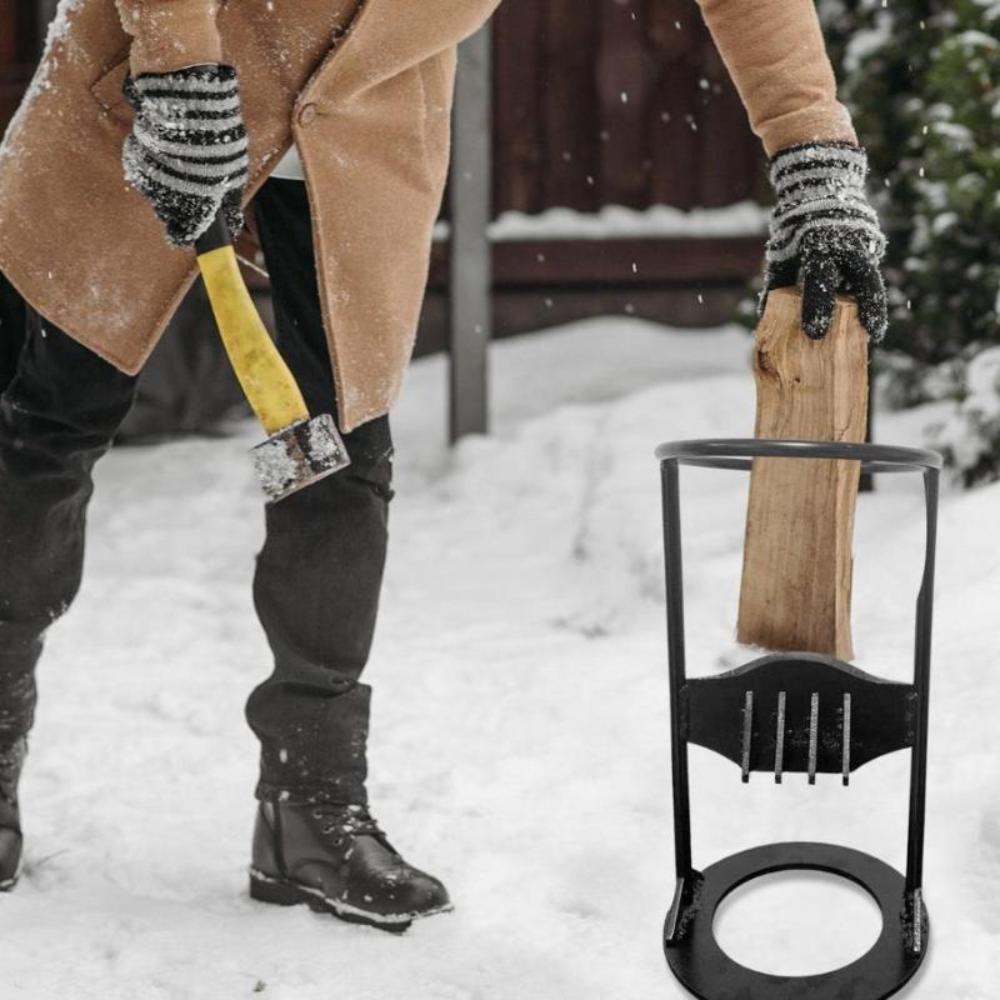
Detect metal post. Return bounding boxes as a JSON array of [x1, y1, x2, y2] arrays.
[[905, 466, 939, 896], [661, 458, 696, 947], [448, 23, 493, 443], [662, 460, 692, 880]]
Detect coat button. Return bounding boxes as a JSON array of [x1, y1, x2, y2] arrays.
[[298, 103, 319, 126]]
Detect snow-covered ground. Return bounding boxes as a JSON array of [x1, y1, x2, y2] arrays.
[[3, 318, 998, 998]]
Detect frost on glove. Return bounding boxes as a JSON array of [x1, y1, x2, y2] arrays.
[[762, 142, 888, 341], [122, 65, 249, 248]]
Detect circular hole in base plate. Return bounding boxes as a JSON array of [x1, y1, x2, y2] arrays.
[[712, 870, 884, 977]]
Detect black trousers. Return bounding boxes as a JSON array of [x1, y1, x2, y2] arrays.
[[0, 178, 392, 806]]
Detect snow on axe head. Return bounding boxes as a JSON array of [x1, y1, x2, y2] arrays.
[[252, 413, 351, 503], [194, 215, 352, 503]]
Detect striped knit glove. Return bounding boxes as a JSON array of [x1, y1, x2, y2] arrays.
[[762, 142, 888, 341], [122, 65, 249, 248]]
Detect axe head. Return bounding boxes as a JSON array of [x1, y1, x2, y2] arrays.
[[252, 413, 351, 503]]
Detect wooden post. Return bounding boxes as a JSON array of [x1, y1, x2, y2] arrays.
[[448, 23, 493, 443], [737, 288, 869, 660]]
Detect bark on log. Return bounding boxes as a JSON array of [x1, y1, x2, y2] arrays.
[[737, 288, 869, 660]]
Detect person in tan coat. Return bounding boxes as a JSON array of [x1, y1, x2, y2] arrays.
[[0, 0, 888, 927]]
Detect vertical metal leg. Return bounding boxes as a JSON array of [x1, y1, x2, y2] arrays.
[[662, 458, 698, 946], [662, 460, 692, 882], [449, 24, 493, 443], [905, 468, 939, 903]]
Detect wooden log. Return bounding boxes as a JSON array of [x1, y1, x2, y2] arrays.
[[737, 288, 869, 660]]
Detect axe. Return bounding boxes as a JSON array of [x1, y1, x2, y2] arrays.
[[194, 214, 350, 502]]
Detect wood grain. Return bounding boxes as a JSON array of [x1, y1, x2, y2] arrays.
[[737, 288, 869, 660]]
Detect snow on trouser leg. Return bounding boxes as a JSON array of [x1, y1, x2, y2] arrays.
[[250, 681, 373, 808], [242, 176, 394, 810], [0, 275, 139, 892], [0, 737, 25, 890], [246, 433, 392, 806]]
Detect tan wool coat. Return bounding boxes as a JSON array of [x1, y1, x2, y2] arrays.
[[0, 0, 856, 432]]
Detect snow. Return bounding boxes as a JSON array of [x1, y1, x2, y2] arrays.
[[432, 201, 770, 243], [953, 29, 1000, 49], [931, 347, 1000, 478], [842, 12, 893, 74], [3, 318, 999, 997]]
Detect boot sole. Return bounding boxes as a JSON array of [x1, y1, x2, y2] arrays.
[[0, 873, 18, 892], [248, 868, 452, 933]]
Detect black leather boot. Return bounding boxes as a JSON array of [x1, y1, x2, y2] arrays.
[[249, 801, 451, 931], [0, 738, 25, 891]]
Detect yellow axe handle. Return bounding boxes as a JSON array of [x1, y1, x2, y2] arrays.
[[197, 243, 310, 436]]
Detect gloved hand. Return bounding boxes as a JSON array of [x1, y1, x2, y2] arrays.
[[122, 64, 249, 248], [761, 142, 888, 341]]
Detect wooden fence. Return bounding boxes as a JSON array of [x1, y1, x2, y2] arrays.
[[425, 0, 769, 356], [493, 0, 765, 215]]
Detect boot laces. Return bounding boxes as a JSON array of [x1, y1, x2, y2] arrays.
[[311, 803, 386, 842]]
